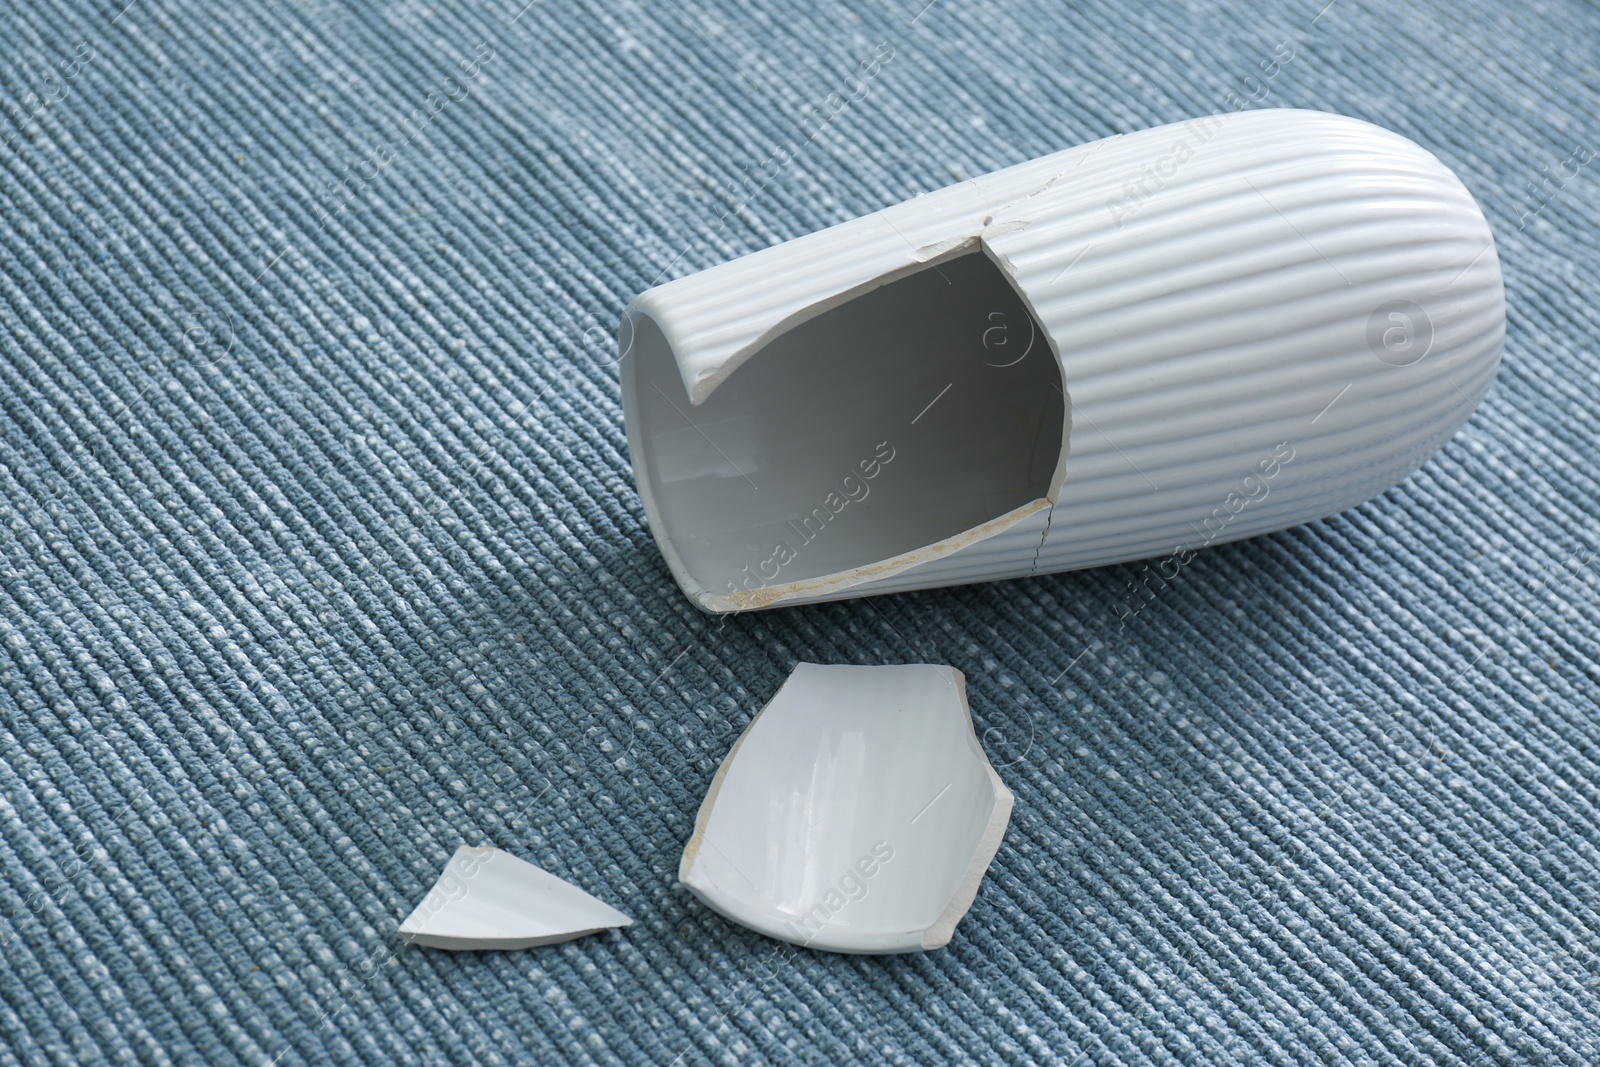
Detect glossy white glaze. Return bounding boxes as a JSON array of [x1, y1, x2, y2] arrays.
[[620, 109, 1504, 611], [680, 663, 1013, 954], [399, 846, 632, 950]]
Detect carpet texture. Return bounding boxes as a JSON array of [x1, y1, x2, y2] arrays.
[[1, 0, 1597, 1063]]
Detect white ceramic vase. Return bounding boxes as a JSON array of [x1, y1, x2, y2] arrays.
[[620, 109, 1504, 612]]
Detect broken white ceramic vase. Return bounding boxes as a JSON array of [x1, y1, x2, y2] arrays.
[[619, 108, 1504, 611], [680, 663, 1013, 953], [398, 845, 632, 950]]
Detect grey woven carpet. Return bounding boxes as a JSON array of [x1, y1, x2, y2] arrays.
[[2, 0, 1598, 1063]]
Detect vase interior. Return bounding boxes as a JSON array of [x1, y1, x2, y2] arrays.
[[629, 249, 1064, 599]]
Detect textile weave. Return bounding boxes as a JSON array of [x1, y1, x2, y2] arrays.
[[1, 0, 1597, 1063]]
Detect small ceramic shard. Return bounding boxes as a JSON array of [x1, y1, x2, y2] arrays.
[[398, 845, 632, 950], [680, 663, 1013, 954], [619, 108, 1504, 611]]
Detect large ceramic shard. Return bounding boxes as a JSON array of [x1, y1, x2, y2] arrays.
[[681, 663, 1014, 954], [619, 108, 1505, 611], [399, 845, 632, 950]]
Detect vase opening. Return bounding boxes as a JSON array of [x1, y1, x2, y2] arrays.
[[627, 248, 1064, 603]]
